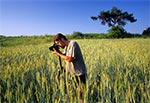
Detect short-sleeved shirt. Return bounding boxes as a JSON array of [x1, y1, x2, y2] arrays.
[[65, 41, 86, 76]]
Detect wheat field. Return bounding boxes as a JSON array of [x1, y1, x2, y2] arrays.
[[0, 39, 150, 103]]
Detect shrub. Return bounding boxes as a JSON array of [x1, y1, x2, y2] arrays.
[[72, 32, 83, 39], [108, 26, 127, 38]]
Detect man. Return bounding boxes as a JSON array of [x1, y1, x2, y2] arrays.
[[52, 33, 86, 86]]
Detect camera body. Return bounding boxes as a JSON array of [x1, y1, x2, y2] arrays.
[[49, 43, 61, 53]]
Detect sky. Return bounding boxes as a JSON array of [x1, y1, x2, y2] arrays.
[[0, 0, 150, 36]]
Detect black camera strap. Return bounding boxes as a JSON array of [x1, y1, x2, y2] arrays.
[[58, 56, 63, 70]]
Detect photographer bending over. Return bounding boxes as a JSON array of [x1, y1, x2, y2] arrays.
[[52, 33, 87, 103]]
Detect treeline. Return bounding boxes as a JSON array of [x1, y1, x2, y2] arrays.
[[70, 32, 149, 39], [0, 30, 150, 47], [70, 27, 150, 39]]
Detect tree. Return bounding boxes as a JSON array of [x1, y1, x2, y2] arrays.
[[91, 6, 137, 27], [142, 27, 150, 36]]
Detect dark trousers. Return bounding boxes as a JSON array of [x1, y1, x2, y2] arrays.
[[75, 74, 86, 85]]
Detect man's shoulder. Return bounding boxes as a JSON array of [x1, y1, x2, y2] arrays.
[[69, 40, 78, 46], [70, 40, 76, 43]]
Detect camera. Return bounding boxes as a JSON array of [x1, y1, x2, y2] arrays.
[[49, 43, 61, 53]]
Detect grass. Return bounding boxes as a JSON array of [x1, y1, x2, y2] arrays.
[[0, 38, 150, 103]]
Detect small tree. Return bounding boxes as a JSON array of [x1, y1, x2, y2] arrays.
[[142, 27, 150, 36]]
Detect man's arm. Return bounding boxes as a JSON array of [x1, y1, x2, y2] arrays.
[[53, 49, 74, 62]]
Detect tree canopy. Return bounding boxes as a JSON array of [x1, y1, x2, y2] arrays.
[[91, 6, 137, 27]]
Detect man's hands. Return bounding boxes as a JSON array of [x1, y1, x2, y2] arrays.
[[52, 48, 60, 56]]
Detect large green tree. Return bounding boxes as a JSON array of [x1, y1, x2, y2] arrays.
[[91, 7, 137, 27]]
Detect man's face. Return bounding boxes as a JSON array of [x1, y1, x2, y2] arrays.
[[55, 39, 65, 48]]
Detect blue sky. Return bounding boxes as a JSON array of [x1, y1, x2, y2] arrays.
[[0, 0, 150, 36]]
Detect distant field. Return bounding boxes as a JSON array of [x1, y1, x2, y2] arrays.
[[1, 39, 150, 103]]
